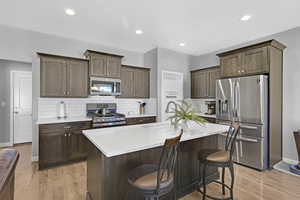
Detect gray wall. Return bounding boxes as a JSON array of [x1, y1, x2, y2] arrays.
[[189, 26, 300, 163], [144, 48, 158, 98], [0, 25, 144, 66], [156, 48, 191, 121], [0, 60, 32, 144]]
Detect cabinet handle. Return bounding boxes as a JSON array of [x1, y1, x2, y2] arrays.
[[241, 69, 245, 73], [64, 133, 67, 137]]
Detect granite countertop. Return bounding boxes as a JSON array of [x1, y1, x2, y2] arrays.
[[125, 114, 157, 118], [83, 121, 228, 157], [196, 113, 216, 118], [36, 116, 92, 125]]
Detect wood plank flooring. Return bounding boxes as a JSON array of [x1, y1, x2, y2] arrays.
[[5, 143, 300, 200]]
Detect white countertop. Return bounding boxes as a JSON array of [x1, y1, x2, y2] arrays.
[[83, 121, 228, 157], [196, 113, 216, 118], [36, 116, 92, 125], [125, 114, 157, 118]]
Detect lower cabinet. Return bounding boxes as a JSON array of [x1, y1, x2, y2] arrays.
[[126, 116, 156, 125], [39, 121, 91, 169]]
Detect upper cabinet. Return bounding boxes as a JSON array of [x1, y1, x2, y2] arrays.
[[191, 67, 220, 99], [119, 65, 150, 98], [39, 53, 89, 98], [218, 40, 286, 78], [84, 50, 123, 78]]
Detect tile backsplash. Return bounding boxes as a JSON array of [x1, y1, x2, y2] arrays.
[[184, 98, 216, 114], [38, 96, 157, 119]]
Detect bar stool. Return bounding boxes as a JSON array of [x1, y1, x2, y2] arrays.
[[198, 123, 240, 200], [127, 132, 183, 200]]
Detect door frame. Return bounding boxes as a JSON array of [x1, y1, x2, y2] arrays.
[[9, 70, 33, 146], [160, 70, 184, 122]]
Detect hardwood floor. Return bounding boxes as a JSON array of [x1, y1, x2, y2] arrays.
[[4, 143, 300, 200]]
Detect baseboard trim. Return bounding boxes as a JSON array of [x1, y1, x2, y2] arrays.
[[283, 157, 298, 165], [32, 156, 39, 162], [0, 142, 13, 148]]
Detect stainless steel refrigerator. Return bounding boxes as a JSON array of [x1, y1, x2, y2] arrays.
[[216, 75, 269, 170]]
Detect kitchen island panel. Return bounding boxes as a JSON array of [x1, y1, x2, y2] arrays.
[[85, 134, 219, 200]]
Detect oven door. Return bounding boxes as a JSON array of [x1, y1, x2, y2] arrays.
[[90, 77, 121, 96]]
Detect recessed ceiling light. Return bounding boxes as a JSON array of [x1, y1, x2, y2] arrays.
[[241, 14, 252, 21], [65, 8, 76, 16], [135, 30, 143, 35], [179, 43, 186, 47]]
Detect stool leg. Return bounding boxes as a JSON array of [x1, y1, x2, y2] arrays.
[[202, 163, 207, 200], [229, 163, 235, 200], [222, 167, 225, 195]]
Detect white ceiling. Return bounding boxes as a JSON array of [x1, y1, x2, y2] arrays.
[[0, 0, 300, 55]]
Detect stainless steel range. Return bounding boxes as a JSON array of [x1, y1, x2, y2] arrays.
[[87, 103, 126, 128]]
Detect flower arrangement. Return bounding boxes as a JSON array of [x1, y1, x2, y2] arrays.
[[167, 100, 207, 129]]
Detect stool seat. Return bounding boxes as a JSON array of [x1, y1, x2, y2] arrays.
[[128, 164, 174, 191], [127, 132, 182, 200], [198, 148, 220, 161], [206, 151, 230, 163]]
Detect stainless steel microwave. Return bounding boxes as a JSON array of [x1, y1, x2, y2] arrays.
[[90, 77, 121, 96]]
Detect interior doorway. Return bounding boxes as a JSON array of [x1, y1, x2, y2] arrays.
[[10, 71, 32, 144]]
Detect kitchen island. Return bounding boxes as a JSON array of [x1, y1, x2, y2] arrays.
[[83, 122, 228, 200]]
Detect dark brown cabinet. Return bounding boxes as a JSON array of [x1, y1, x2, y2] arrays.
[[218, 40, 285, 78], [39, 121, 91, 169], [242, 47, 269, 75], [191, 67, 220, 99], [40, 56, 67, 97], [84, 50, 123, 78], [219, 53, 242, 78], [39, 53, 89, 98], [126, 116, 156, 125], [120, 66, 135, 98], [119, 65, 150, 98], [67, 59, 89, 97]]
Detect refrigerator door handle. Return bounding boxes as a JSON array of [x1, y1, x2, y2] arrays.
[[236, 80, 240, 120], [232, 80, 236, 121]]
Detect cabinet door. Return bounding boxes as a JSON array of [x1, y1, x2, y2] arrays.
[[68, 130, 87, 160], [40, 57, 67, 97], [198, 71, 208, 98], [39, 130, 67, 168], [134, 68, 150, 98], [220, 53, 242, 78], [106, 56, 121, 78], [90, 54, 107, 77], [67, 122, 91, 160], [191, 71, 208, 98], [242, 47, 269, 75], [191, 71, 199, 98], [208, 68, 220, 98], [67, 60, 89, 97], [119, 66, 135, 98]]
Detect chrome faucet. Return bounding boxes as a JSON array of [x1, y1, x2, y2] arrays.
[[165, 101, 178, 113]]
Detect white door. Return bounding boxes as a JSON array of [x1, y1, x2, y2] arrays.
[[161, 71, 184, 122], [12, 71, 32, 144]]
